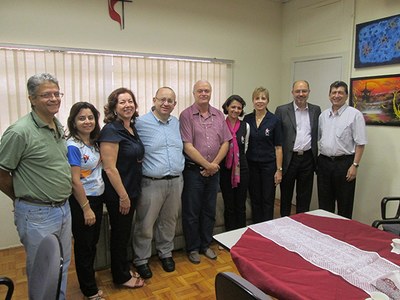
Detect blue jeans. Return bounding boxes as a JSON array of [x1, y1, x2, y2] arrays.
[[182, 167, 219, 252], [14, 199, 72, 300]]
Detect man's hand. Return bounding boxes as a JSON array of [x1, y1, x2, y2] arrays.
[[346, 165, 357, 182], [202, 162, 220, 177]]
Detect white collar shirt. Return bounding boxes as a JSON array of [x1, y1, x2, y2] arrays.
[[318, 104, 367, 156], [293, 102, 312, 152]]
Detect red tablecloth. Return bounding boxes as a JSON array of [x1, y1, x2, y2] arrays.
[[231, 213, 400, 300]]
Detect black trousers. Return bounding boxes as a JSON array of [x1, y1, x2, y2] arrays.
[[219, 166, 249, 231], [280, 150, 315, 217], [105, 198, 135, 284], [248, 161, 276, 223], [317, 154, 356, 219], [69, 194, 103, 297]]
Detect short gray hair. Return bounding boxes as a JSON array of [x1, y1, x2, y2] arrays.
[[27, 73, 59, 96]]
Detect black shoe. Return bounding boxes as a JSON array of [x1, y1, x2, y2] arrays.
[[136, 263, 152, 279], [160, 257, 175, 272]]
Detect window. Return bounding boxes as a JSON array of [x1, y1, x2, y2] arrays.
[[0, 45, 233, 134]]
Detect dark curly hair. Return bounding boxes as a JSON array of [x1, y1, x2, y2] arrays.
[[67, 102, 101, 144], [222, 94, 246, 117], [104, 87, 139, 124]]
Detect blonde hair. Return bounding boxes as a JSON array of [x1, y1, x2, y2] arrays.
[[252, 87, 269, 100]]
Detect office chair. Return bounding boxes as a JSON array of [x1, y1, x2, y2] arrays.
[[215, 272, 272, 300], [29, 233, 64, 300], [372, 197, 400, 235], [0, 276, 14, 300]]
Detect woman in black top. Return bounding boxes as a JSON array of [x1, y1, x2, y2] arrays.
[[98, 87, 145, 288], [220, 95, 250, 231], [243, 87, 283, 223]]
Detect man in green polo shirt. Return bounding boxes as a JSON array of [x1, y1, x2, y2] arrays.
[[0, 73, 72, 300]]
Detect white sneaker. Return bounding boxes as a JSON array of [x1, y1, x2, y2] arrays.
[[202, 247, 217, 260], [188, 251, 201, 264]]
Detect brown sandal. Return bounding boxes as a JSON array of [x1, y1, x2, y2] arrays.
[[87, 289, 105, 300], [121, 271, 145, 289]]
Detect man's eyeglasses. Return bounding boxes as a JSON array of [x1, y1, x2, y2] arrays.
[[155, 97, 175, 105], [36, 92, 64, 99]]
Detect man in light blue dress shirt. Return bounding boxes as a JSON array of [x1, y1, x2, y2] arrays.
[[133, 87, 185, 278]]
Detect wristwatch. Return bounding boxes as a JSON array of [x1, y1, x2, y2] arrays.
[[352, 162, 359, 168], [277, 167, 283, 171]]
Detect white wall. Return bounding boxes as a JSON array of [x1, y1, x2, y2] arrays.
[[281, 0, 400, 225], [0, 0, 282, 249], [280, 0, 355, 211], [351, 0, 400, 224]]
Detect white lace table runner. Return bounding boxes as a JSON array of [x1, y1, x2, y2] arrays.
[[249, 217, 400, 294]]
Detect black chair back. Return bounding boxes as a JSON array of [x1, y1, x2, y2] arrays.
[[215, 272, 272, 300], [372, 197, 400, 235]]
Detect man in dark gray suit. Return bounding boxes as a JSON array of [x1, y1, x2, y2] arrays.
[[275, 80, 321, 216]]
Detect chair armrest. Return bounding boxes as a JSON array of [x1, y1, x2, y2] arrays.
[[372, 219, 400, 228], [0, 276, 14, 300], [381, 197, 400, 219]]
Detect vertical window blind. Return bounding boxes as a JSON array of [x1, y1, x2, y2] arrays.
[[0, 45, 233, 134]]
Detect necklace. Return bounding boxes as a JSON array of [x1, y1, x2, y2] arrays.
[[255, 112, 266, 128], [76, 134, 96, 152], [256, 113, 266, 122]]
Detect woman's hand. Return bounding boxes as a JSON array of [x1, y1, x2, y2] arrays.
[[83, 207, 96, 226], [119, 195, 131, 215], [274, 170, 282, 186]]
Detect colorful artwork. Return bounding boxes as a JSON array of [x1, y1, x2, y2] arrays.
[[355, 14, 400, 68], [350, 74, 400, 126]]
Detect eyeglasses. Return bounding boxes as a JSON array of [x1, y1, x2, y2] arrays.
[[155, 97, 175, 105], [36, 92, 64, 99]]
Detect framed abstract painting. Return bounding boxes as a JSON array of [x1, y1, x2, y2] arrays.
[[349, 74, 400, 126], [355, 14, 400, 68]]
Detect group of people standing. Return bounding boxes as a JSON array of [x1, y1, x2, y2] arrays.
[[0, 73, 366, 300], [223, 79, 367, 232]]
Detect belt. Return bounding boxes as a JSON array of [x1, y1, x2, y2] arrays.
[[293, 149, 311, 156], [320, 154, 354, 161], [185, 162, 204, 170], [19, 197, 68, 207], [143, 175, 180, 180]]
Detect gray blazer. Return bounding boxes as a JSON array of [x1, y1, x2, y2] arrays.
[[275, 102, 321, 174]]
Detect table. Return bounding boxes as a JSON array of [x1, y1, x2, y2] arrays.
[[213, 209, 345, 250], [214, 211, 400, 300]]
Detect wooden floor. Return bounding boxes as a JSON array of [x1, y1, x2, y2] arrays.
[[0, 202, 289, 299], [0, 243, 238, 300]]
